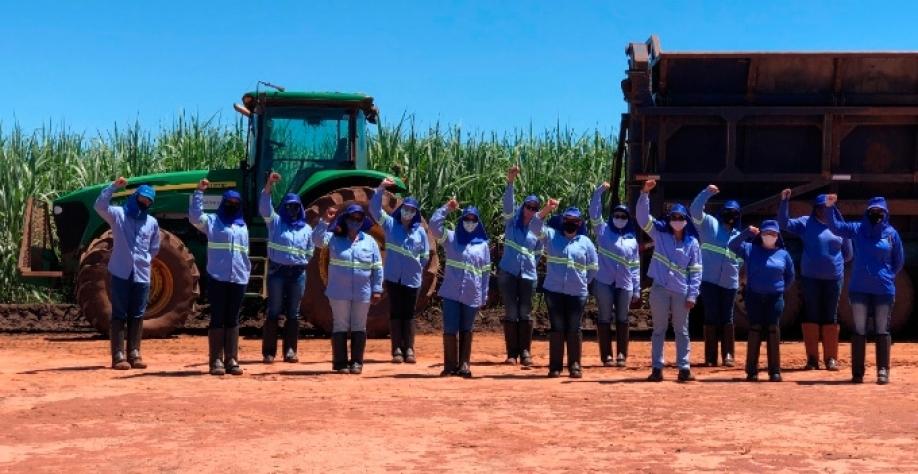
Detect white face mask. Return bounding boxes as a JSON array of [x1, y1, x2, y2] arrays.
[[462, 221, 478, 233], [612, 218, 629, 229], [401, 208, 417, 222], [670, 220, 687, 231], [761, 235, 778, 248]]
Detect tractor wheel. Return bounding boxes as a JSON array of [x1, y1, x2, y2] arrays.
[[76, 230, 200, 338], [838, 270, 913, 335], [733, 278, 802, 338], [301, 186, 439, 338]]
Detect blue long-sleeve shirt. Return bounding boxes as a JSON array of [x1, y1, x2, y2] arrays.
[[189, 190, 250, 284], [498, 183, 542, 280], [94, 183, 161, 283], [826, 206, 904, 296], [778, 199, 851, 280], [529, 214, 599, 297], [259, 191, 314, 267], [636, 192, 703, 302], [589, 185, 639, 296], [312, 221, 383, 302], [430, 206, 491, 307], [369, 184, 430, 288], [690, 188, 742, 289], [728, 229, 795, 295]]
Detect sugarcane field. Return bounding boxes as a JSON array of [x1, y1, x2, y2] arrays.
[[4, 3, 918, 473]]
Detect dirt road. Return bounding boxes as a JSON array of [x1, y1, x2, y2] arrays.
[[1, 333, 917, 472]]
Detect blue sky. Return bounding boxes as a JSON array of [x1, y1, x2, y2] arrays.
[[4, 1, 918, 135]]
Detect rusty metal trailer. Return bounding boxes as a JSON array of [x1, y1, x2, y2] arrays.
[[613, 35, 918, 334]]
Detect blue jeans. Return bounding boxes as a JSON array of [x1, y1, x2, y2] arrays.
[[208, 276, 246, 329], [266, 263, 306, 321], [849, 292, 894, 336], [592, 281, 631, 324], [442, 298, 477, 334], [110, 274, 150, 321], [744, 291, 784, 326], [545, 290, 587, 333], [386, 281, 419, 320], [801, 277, 842, 324], [700, 281, 737, 325], [649, 285, 691, 370], [498, 270, 536, 322]]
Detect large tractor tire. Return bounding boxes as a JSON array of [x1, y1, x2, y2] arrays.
[[733, 277, 802, 337], [838, 270, 913, 335], [76, 230, 200, 338], [301, 186, 440, 338]]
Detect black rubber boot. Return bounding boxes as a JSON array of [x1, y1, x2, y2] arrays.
[[457, 331, 473, 378], [502, 321, 519, 364], [677, 368, 696, 382], [721, 323, 735, 367], [766, 325, 781, 382], [518, 320, 534, 368], [647, 368, 663, 382], [703, 325, 718, 367], [851, 334, 866, 383], [548, 331, 565, 378], [403, 319, 417, 364], [615, 322, 630, 367], [283, 318, 299, 363], [389, 319, 404, 364], [208, 328, 226, 376], [261, 318, 278, 364], [331, 332, 349, 373], [745, 325, 761, 381], [440, 334, 458, 376], [567, 330, 583, 378], [127, 317, 146, 369], [224, 326, 243, 376], [110, 319, 130, 370], [802, 322, 820, 370], [876, 334, 891, 385], [349, 331, 367, 375], [597, 323, 614, 367]]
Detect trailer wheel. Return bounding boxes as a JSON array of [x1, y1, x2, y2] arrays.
[[301, 186, 439, 338], [838, 271, 913, 335], [76, 230, 199, 338]]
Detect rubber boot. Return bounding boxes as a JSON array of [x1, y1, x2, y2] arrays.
[[548, 331, 565, 378], [518, 320, 534, 368], [349, 331, 367, 375], [802, 322, 820, 370], [224, 326, 243, 376], [647, 368, 663, 382], [597, 323, 614, 367], [457, 331, 473, 378], [110, 319, 130, 370], [282, 318, 299, 363], [766, 325, 781, 382], [208, 328, 226, 376], [127, 317, 147, 369], [389, 319, 404, 364], [567, 330, 583, 378], [851, 334, 866, 383], [615, 322, 630, 367], [502, 321, 519, 365], [745, 325, 761, 381], [821, 324, 840, 371], [403, 319, 417, 364], [876, 334, 891, 385], [331, 332, 349, 373], [440, 334, 458, 376], [261, 318, 278, 364], [721, 323, 735, 367], [703, 325, 718, 367]]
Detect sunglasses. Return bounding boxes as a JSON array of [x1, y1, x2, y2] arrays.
[[670, 215, 686, 222], [524, 205, 539, 212]]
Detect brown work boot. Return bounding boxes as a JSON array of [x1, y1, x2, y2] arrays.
[[110, 319, 130, 370], [821, 324, 840, 371], [126, 318, 147, 369], [802, 322, 820, 369]]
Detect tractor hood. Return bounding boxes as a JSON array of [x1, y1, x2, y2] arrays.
[[54, 169, 242, 206]]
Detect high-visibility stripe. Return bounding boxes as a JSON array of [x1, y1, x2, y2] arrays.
[[642, 220, 654, 233], [386, 242, 424, 261], [651, 251, 688, 276], [545, 255, 599, 272], [503, 239, 541, 258], [268, 242, 313, 258], [445, 259, 491, 276], [329, 258, 382, 270], [597, 246, 639, 269], [207, 242, 249, 254], [701, 243, 743, 263]]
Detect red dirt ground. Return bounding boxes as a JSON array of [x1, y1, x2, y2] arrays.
[[1, 333, 917, 472]]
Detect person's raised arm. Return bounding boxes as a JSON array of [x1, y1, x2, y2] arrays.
[[312, 206, 337, 249], [94, 176, 128, 224], [189, 179, 211, 233], [636, 180, 659, 240], [371, 177, 395, 230], [502, 165, 520, 223], [777, 188, 805, 236]]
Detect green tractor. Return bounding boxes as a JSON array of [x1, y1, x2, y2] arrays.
[[18, 88, 440, 337]]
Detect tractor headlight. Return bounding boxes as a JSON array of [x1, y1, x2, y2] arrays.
[[53, 206, 63, 215]]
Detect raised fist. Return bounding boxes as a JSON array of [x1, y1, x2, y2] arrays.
[[825, 194, 838, 207], [546, 198, 560, 211], [198, 179, 210, 191], [600, 181, 611, 191], [114, 177, 128, 189], [268, 172, 282, 184], [381, 177, 396, 188], [324, 206, 338, 222], [507, 165, 520, 183], [747, 225, 760, 235], [780, 189, 791, 200], [642, 179, 657, 193], [446, 197, 460, 212], [706, 184, 719, 194]]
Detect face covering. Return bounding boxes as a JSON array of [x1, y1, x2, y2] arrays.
[[761, 235, 778, 248], [285, 204, 300, 219], [401, 208, 417, 222], [562, 221, 580, 234], [868, 211, 884, 225], [137, 200, 151, 212], [346, 220, 362, 232], [612, 218, 629, 229], [463, 220, 479, 233], [670, 220, 687, 232], [223, 202, 240, 215], [722, 213, 738, 226]]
